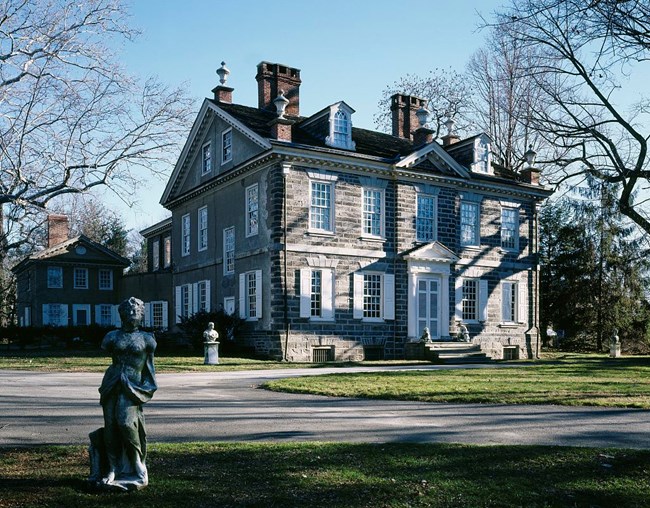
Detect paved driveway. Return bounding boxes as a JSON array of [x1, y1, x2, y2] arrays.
[[1, 365, 648, 449]]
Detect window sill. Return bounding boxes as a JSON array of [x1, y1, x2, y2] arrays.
[[359, 235, 385, 243], [460, 244, 481, 251], [310, 317, 336, 322], [361, 318, 385, 323], [499, 322, 520, 328], [307, 229, 335, 238]]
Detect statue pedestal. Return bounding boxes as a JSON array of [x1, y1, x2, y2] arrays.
[[609, 343, 621, 358], [204, 341, 220, 365]]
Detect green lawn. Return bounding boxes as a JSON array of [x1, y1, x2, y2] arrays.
[[264, 354, 650, 409], [1, 442, 649, 507]]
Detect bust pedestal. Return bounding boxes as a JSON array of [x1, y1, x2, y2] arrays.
[[204, 341, 220, 365], [609, 343, 621, 358]]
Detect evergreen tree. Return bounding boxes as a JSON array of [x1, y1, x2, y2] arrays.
[[540, 178, 650, 351]]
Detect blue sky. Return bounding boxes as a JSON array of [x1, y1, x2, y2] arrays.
[[106, 0, 508, 231]]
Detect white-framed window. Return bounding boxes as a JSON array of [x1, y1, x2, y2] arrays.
[[198, 280, 209, 313], [47, 266, 63, 288], [222, 128, 232, 164], [461, 278, 479, 321], [501, 207, 519, 251], [325, 102, 356, 150], [246, 184, 259, 237], [239, 270, 262, 320], [224, 227, 235, 275], [299, 268, 334, 320], [152, 239, 160, 270], [309, 180, 333, 232], [416, 194, 437, 242], [97, 304, 113, 326], [362, 188, 384, 238], [74, 268, 88, 289], [455, 277, 488, 323], [43, 303, 67, 326], [181, 284, 191, 319], [352, 272, 395, 321], [501, 281, 518, 323], [198, 206, 208, 251], [460, 201, 480, 246], [98, 269, 113, 290], [163, 236, 171, 268], [151, 301, 166, 328], [181, 214, 190, 256], [202, 142, 212, 175]]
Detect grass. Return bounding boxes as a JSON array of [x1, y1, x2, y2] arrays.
[[0, 349, 430, 373], [264, 353, 650, 409], [1, 441, 649, 507]]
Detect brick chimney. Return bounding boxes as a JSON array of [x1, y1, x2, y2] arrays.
[[48, 214, 69, 248], [256, 62, 301, 116], [390, 93, 426, 140]]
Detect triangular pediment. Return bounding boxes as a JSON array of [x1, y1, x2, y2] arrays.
[[403, 241, 458, 263], [160, 99, 272, 206], [395, 141, 470, 179]]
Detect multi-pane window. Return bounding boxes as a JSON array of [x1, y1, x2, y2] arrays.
[[202, 143, 212, 174], [48, 304, 64, 326], [99, 304, 113, 326], [152, 302, 164, 328], [224, 227, 235, 274], [460, 202, 479, 246], [363, 273, 382, 319], [310, 270, 322, 317], [246, 271, 257, 319], [198, 280, 208, 313], [98, 269, 113, 290], [362, 189, 383, 237], [333, 111, 348, 146], [310, 181, 332, 231], [198, 206, 208, 251], [163, 236, 171, 268], [222, 129, 232, 163], [416, 194, 436, 242], [152, 239, 160, 270], [74, 268, 88, 289], [181, 284, 191, 319], [502, 281, 518, 323], [181, 214, 190, 256], [47, 267, 63, 288], [462, 279, 479, 321], [501, 208, 519, 251], [246, 184, 259, 237]]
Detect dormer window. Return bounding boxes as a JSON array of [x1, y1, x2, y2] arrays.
[[472, 135, 492, 174], [325, 102, 356, 151]]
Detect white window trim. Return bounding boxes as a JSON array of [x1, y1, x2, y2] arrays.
[[198, 206, 208, 252], [152, 239, 160, 271], [416, 194, 438, 243], [501, 280, 518, 324], [455, 277, 488, 324], [308, 179, 335, 235], [221, 127, 233, 165], [43, 303, 68, 327], [352, 271, 395, 322], [239, 270, 262, 321], [500, 207, 520, 252], [201, 141, 212, 175], [245, 183, 259, 238], [98, 269, 113, 291], [361, 187, 385, 240], [223, 226, 235, 275], [73, 268, 88, 289], [95, 304, 114, 327], [299, 267, 335, 321], [460, 201, 480, 247], [72, 304, 91, 325], [181, 213, 191, 257], [325, 103, 356, 151], [47, 266, 63, 289]]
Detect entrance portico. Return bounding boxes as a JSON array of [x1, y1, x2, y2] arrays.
[[404, 242, 458, 341]]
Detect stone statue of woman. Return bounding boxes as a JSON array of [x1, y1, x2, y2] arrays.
[[88, 297, 157, 491]]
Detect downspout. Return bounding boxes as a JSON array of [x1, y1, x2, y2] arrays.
[[282, 162, 291, 360]]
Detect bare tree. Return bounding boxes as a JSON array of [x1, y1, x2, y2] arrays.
[[373, 69, 474, 139], [0, 0, 195, 258], [491, 0, 650, 235], [467, 29, 545, 170]]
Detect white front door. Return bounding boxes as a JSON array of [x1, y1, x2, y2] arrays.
[[417, 277, 440, 339]]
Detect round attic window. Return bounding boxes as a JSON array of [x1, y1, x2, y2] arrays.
[[75, 245, 87, 255]]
